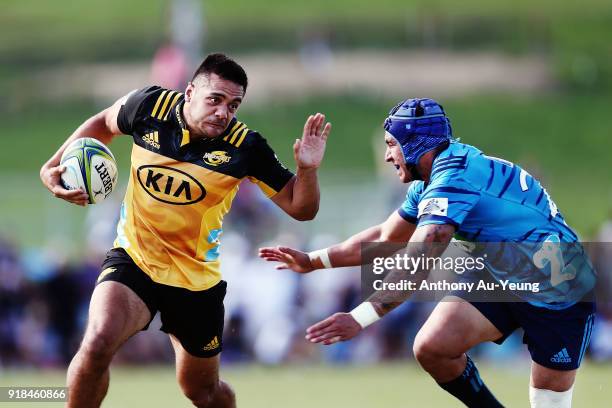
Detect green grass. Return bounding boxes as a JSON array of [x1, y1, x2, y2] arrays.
[[0, 362, 610, 407], [2, 0, 611, 102], [2, 0, 612, 63]]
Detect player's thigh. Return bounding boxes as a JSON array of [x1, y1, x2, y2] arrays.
[[170, 334, 221, 390], [159, 281, 227, 393], [531, 361, 576, 392], [415, 296, 503, 356], [82, 281, 152, 350], [159, 280, 226, 357]]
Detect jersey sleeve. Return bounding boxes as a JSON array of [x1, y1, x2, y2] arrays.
[[246, 133, 294, 197], [417, 177, 480, 228], [397, 181, 425, 223], [117, 86, 164, 135]]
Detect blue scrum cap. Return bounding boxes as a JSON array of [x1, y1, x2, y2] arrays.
[[383, 98, 452, 165]]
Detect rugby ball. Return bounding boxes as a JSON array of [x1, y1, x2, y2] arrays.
[[60, 138, 118, 204]]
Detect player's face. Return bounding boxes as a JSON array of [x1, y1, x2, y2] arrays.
[[184, 73, 244, 138], [384, 132, 411, 183]]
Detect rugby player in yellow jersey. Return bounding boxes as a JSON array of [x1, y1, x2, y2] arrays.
[[39, 53, 331, 408]]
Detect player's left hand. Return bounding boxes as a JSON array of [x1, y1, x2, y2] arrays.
[[258, 246, 315, 273], [294, 113, 331, 169], [305, 312, 362, 345]]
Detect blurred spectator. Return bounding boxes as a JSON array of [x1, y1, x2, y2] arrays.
[[43, 265, 80, 364], [150, 0, 205, 90], [0, 237, 25, 366], [589, 218, 612, 361], [299, 26, 334, 79], [169, 0, 205, 69], [150, 43, 189, 90], [591, 307, 612, 361]]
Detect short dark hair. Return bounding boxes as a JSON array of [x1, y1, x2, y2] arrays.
[[191, 53, 248, 92]]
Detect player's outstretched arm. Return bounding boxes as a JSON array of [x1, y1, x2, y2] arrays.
[[306, 222, 455, 345], [40, 93, 130, 206], [270, 113, 331, 220], [259, 211, 416, 272]]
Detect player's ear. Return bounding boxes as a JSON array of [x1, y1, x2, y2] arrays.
[[185, 82, 194, 102]]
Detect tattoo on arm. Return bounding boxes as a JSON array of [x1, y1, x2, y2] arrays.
[[368, 224, 454, 318]]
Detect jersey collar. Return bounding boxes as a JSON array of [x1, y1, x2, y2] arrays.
[[174, 101, 191, 147]]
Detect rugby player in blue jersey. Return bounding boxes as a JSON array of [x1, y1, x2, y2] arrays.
[[260, 98, 596, 408]]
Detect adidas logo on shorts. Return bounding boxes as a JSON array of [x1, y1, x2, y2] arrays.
[[203, 336, 219, 351], [550, 348, 572, 363]]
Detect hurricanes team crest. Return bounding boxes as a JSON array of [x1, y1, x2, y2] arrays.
[[203, 151, 231, 166]]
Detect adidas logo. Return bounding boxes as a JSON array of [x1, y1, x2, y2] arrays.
[[203, 336, 220, 351], [142, 132, 160, 149], [550, 348, 572, 363]]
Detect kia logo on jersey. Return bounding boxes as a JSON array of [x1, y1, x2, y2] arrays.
[[136, 165, 206, 205]]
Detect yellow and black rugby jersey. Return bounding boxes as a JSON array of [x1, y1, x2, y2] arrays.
[[114, 86, 294, 290]]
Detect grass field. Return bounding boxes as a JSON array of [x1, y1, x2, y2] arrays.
[[0, 362, 610, 407], [2, 0, 611, 71]]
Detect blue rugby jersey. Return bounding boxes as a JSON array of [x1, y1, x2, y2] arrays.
[[398, 141, 596, 309]]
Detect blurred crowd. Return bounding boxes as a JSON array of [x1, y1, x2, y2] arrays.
[[1, 182, 612, 370]]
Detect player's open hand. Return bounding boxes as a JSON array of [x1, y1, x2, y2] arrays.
[[294, 113, 331, 170], [40, 165, 89, 206], [306, 312, 362, 345], [258, 246, 315, 273]]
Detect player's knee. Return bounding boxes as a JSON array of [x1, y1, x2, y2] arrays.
[[185, 389, 214, 408], [217, 381, 236, 407], [80, 329, 117, 364], [183, 381, 235, 408], [413, 332, 445, 367]]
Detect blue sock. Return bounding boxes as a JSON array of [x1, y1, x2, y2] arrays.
[[437, 355, 504, 408]]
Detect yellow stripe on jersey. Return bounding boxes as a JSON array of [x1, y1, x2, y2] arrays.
[[151, 90, 169, 118], [235, 128, 249, 147], [229, 127, 243, 144], [156, 91, 177, 120], [223, 122, 245, 142], [247, 176, 279, 197], [229, 121, 244, 136], [163, 92, 183, 120], [180, 129, 191, 147]]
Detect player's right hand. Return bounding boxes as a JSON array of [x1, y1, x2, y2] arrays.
[[258, 246, 315, 273], [305, 312, 362, 345], [294, 113, 331, 170], [40, 165, 89, 206]]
